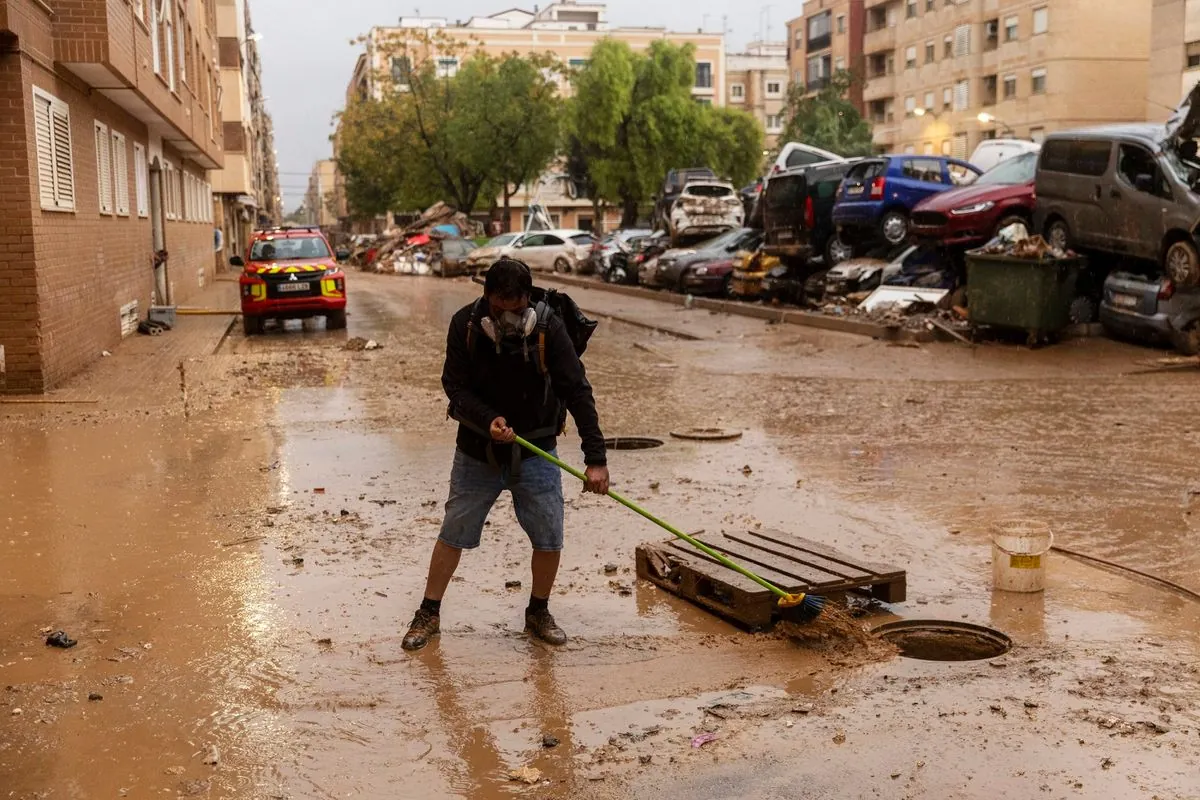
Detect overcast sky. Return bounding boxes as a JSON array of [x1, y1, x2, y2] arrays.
[[253, 0, 789, 210]]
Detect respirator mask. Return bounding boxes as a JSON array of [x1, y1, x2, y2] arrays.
[[480, 307, 536, 344]]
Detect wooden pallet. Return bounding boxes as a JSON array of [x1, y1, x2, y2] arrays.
[[635, 528, 907, 630]]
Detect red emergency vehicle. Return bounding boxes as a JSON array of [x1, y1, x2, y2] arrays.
[[232, 226, 347, 335]]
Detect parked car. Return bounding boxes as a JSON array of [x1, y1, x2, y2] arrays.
[[668, 180, 744, 246], [433, 238, 480, 277], [648, 229, 763, 295], [762, 161, 859, 266], [1099, 270, 1200, 352], [968, 139, 1042, 174], [1034, 124, 1200, 288], [584, 228, 653, 276], [465, 229, 592, 273], [606, 232, 668, 285], [654, 167, 718, 230], [832, 155, 982, 250], [233, 226, 347, 336], [910, 150, 1040, 250], [769, 142, 846, 176], [739, 179, 763, 218]]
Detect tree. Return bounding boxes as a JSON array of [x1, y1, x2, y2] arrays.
[[779, 70, 875, 158], [701, 107, 764, 188]]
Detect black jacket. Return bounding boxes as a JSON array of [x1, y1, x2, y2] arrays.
[[443, 302, 607, 468]]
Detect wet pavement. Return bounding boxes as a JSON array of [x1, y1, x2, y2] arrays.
[[3, 272, 1200, 798]]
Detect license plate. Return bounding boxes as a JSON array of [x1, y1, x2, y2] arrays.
[[278, 282, 311, 293], [1112, 293, 1138, 309], [847, 185, 864, 195]]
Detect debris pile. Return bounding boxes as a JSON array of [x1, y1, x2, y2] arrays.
[[353, 202, 482, 275], [974, 222, 1072, 260]]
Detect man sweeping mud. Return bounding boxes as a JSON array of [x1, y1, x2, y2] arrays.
[[402, 258, 609, 651]]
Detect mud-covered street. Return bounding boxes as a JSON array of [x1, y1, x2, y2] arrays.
[[3, 273, 1200, 799]]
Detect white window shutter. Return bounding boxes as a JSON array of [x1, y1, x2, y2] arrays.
[[48, 99, 75, 210], [33, 94, 56, 209], [954, 80, 969, 111], [954, 24, 971, 57], [952, 133, 969, 160], [134, 144, 148, 217], [95, 122, 113, 214], [112, 132, 129, 216]]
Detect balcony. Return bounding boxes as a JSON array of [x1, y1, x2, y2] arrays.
[[863, 74, 896, 103], [807, 33, 832, 52], [864, 24, 896, 53], [807, 76, 832, 92]]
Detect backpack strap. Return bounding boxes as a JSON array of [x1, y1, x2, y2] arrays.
[[465, 297, 487, 358]]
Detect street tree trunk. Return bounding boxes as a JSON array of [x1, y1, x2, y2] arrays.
[[620, 195, 639, 229]]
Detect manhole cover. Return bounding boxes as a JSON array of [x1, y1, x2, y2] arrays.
[[604, 437, 664, 451], [669, 427, 743, 442], [872, 620, 1011, 662]]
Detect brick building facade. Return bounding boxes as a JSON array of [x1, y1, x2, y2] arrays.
[[0, 0, 223, 394]]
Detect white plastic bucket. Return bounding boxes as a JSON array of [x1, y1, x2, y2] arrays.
[[991, 521, 1053, 593]]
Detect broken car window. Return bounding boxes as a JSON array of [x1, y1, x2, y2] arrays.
[[976, 151, 1038, 185], [1117, 144, 1167, 196], [685, 184, 734, 198]]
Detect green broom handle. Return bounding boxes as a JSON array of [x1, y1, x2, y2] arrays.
[[513, 435, 790, 600]]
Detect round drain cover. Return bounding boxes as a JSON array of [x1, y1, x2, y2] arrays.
[[669, 427, 743, 442], [604, 437, 665, 451], [872, 620, 1011, 662]]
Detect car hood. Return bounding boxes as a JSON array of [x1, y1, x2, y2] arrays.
[[914, 181, 1033, 213], [828, 257, 891, 281], [245, 260, 337, 275], [1165, 81, 1200, 147]]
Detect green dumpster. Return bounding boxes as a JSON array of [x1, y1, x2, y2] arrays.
[[966, 251, 1084, 343]]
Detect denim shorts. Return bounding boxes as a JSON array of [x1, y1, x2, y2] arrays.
[[438, 448, 565, 552]]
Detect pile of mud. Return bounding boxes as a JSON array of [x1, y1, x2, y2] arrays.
[[774, 605, 898, 666]]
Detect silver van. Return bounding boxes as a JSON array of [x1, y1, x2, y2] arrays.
[[1033, 125, 1200, 286]]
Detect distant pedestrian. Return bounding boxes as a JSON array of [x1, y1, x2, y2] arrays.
[[402, 258, 609, 651]]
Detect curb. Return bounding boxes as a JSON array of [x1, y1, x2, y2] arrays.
[[541, 273, 935, 344]]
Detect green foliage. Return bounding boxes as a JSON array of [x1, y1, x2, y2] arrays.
[[702, 107, 764, 188], [779, 70, 875, 158]]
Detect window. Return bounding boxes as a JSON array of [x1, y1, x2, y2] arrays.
[[926, 0, 935, 9], [94, 121, 113, 215], [1118, 144, 1168, 196], [808, 12, 832, 50], [953, 79, 969, 111], [32, 87, 75, 212], [1041, 139, 1111, 176], [1031, 68, 1047, 95], [982, 74, 997, 105], [905, 46, 917, 69], [903, 158, 944, 183], [695, 61, 713, 89], [925, 41, 936, 63], [923, 142, 934, 155], [177, 11, 187, 84], [1190, 54, 1200, 69], [766, 81, 782, 97], [1003, 74, 1017, 100], [165, 3, 176, 90], [730, 83, 745, 100], [436, 57, 459, 78], [806, 54, 831, 89], [941, 139, 952, 156], [906, 0, 917, 19], [903, 145, 916, 155], [151, 0, 161, 75], [905, 96, 916, 117], [952, 133, 969, 160], [948, 163, 977, 185], [1005, 16, 1018, 42], [134, 143, 148, 217], [954, 24, 971, 57], [390, 56, 412, 84], [837, 14, 845, 34], [1033, 7, 1048, 35], [163, 162, 175, 220], [766, 114, 783, 132], [568, 58, 588, 69], [835, 56, 846, 71], [923, 91, 935, 110], [944, 34, 953, 59], [943, 87, 952, 110], [984, 19, 999, 51], [111, 131, 129, 216]]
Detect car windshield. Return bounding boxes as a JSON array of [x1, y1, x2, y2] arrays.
[[1162, 144, 1200, 189], [975, 152, 1039, 185], [484, 233, 519, 249], [250, 236, 330, 261], [700, 229, 747, 251]]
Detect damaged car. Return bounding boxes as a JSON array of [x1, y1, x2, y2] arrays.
[[668, 180, 745, 247], [644, 228, 760, 291], [763, 160, 860, 265], [911, 150, 1039, 251]]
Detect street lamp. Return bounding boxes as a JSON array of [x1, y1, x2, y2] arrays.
[[977, 112, 1016, 137]]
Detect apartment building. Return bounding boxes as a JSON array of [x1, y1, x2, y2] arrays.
[[726, 42, 791, 149], [786, 0, 866, 113], [304, 160, 338, 228], [0, 0, 224, 394], [349, 2, 726, 107], [860, 0, 1151, 159], [1147, 0, 1200, 121], [211, 0, 281, 266]]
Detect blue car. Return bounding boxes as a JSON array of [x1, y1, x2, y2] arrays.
[[832, 155, 982, 250]]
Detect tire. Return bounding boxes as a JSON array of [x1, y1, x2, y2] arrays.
[[804, 270, 829, 305], [1069, 296, 1097, 325], [554, 257, 572, 275], [242, 314, 264, 336], [326, 309, 347, 330], [1164, 239, 1200, 287], [1175, 321, 1200, 356], [825, 234, 855, 266], [880, 211, 909, 246], [994, 215, 1029, 238], [1045, 219, 1071, 252], [722, 273, 734, 298]]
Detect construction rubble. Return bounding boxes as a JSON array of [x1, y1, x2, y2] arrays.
[[350, 203, 482, 275]]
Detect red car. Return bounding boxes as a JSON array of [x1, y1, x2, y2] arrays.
[[233, 226, 347, 336], [909, 150, 1039, 249]]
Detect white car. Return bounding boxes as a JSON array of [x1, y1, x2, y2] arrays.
[[667, 181, 744, 246], [968, 139, 1041, 174], [466, 229, 595, 273], [770, 142, 846, 176]]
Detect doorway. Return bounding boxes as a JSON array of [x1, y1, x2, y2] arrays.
[[149, 159, 169, 304]]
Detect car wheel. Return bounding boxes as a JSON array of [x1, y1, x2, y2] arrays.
[[880, 211, 909, 246], [242, 314, 264, 336], [606, 266, 625, 284], [722, 273, 734, 298], [1045, 219, 1071, 252], [1069, 296, 1097, 325], [326, 310, 347, 330], [1175, 320, 1200, 356], [995, 215, 1029, 238], [804, 270, 829, 306], [554, 257, 572, 274], [1164, 239, 1200, 287], [825, 234, 855, 266]]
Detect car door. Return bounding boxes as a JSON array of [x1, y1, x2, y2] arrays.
[[1111, 142, 1172, 259], [897, 158, 948, 209], [1068, 139, 1118, 250], [522, 233, 564, 271]]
